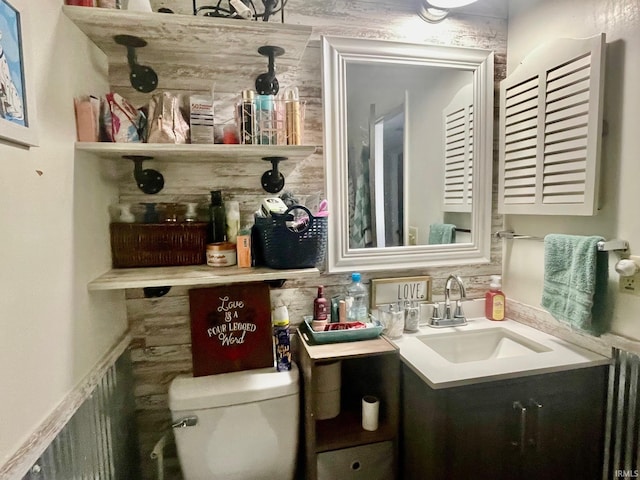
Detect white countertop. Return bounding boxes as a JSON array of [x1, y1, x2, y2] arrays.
[[389, 299, 610, 389]]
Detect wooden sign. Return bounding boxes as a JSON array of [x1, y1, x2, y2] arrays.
[[188, 282, 274, 377], [370, 276, 432, 307]]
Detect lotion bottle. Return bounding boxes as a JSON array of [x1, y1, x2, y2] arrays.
[[225, 200, 240, 244], [239, 89, 256, 145], [285, 87, 301, 145], [485, 275, 505, 321]]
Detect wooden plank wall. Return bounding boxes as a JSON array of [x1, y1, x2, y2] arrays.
[[120, 1, 508, 477]]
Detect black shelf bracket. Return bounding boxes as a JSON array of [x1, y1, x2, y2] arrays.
[[255, 45, 285, 95], [123, 155, 165, 194], [114, 34, 159, 93], [143, 286, 172, 298], [261, 156, 288, 193]]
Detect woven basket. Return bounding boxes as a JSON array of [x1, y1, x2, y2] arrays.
[[252, 205, 327, 269], [109, 222, 208, 268]]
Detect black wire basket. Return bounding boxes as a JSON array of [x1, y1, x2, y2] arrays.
[[252, 205, 327, 269]]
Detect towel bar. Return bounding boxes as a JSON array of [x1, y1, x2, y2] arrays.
[[495, 231, 629, 252]]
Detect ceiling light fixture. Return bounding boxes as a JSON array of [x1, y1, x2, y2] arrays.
[[418, 0, 478, 23], [428, 0, 478, 7]]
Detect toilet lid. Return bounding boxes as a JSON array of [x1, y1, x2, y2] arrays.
[[169, 362, 299, 411]]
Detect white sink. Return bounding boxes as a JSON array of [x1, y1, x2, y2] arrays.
[[416, 327, 552, 364], [389, 300, 610, 389]]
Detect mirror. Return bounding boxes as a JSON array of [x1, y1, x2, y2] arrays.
[[322, 36, 494, 272]]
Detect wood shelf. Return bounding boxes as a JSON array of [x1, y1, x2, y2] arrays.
[[299, 335, 397, 362], [88, 265, 319, 290], [65, 7, 320, 292], [315, 410, 395, 453], [76, 142, 318, 163], [62, 6, 312, 94]]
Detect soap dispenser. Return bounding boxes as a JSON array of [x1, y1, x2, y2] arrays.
[[485, 275, 505, 321]]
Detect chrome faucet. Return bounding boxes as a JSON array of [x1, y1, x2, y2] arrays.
[[429, 274, 468, 327]]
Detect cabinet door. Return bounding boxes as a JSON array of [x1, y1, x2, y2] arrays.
[[522, 367, 607, 479], [402, 365, 522, 480], [402, 365, 607, 480], [445, 380, 525, 480]]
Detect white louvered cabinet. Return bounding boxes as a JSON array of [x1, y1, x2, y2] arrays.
[[498, 34, 606, 215], [443, 83, 474, 213]]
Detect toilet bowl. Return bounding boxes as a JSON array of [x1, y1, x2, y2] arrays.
[[169, 362, 299, 480]]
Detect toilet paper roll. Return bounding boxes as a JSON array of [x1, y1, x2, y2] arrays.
[[315, 361, 341, 393], [315, 389, 340, 420], [362, 395, 379, 431]]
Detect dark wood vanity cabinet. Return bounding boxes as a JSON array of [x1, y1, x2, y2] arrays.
[[401, 363, 608, 480]]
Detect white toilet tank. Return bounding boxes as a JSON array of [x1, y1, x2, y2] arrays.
[[169, 363, 299, 480]]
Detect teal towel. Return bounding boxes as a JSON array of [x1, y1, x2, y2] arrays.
[[541, 234, 608, 335], [429, 224, 456, 244]]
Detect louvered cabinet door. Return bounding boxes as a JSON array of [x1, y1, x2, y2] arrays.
[[498, 33, 606, 215], [443, 83, 474, 213]]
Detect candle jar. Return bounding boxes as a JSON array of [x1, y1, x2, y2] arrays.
[[206, 242, 237, 267], [378, 303, 404, 339], [404, 301, 420, 332]]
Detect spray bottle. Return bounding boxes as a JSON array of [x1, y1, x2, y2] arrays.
[[272, 305, 292, 371]]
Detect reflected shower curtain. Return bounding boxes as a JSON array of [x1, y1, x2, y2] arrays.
[[349, 144, 372, 248]]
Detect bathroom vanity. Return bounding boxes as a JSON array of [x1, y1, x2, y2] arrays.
[[402, 362, 607, 479], [393, 304, 610, 480]]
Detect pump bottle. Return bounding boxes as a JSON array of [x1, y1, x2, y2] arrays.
[[313, 286, 328, 321], [485, 275, 505, 321]]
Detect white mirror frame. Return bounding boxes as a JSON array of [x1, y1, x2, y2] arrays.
[[322, 36, 494, 273]]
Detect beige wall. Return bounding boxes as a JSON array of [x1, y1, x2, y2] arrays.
[[0, 0, 127, 471], [503, 0, 640, 340]]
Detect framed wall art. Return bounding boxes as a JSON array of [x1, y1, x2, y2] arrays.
[[370, 275, 432, 307], [0, 0, 38, 148], [188, 282, 274, 377]]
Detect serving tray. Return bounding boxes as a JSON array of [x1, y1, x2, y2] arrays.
[[299, 317, 383, 345]]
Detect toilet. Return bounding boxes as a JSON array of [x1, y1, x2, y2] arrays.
[[168, 362, 300, 480]]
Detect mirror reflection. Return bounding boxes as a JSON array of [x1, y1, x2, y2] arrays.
[[322, 36, 494, 273], [346, 63, 474, 247]]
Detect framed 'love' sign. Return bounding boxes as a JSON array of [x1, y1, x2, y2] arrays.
[[189, 282, 274, 377], [370, 276, 432, 307]]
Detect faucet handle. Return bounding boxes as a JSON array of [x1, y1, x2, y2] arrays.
[[431, 302, 442, 321], [454, 299, 465, 319], [444, 300, 452, 320]]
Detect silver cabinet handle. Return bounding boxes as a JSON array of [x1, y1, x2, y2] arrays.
[[528, 399, 543, 450], [512, 401, 527, 454]]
